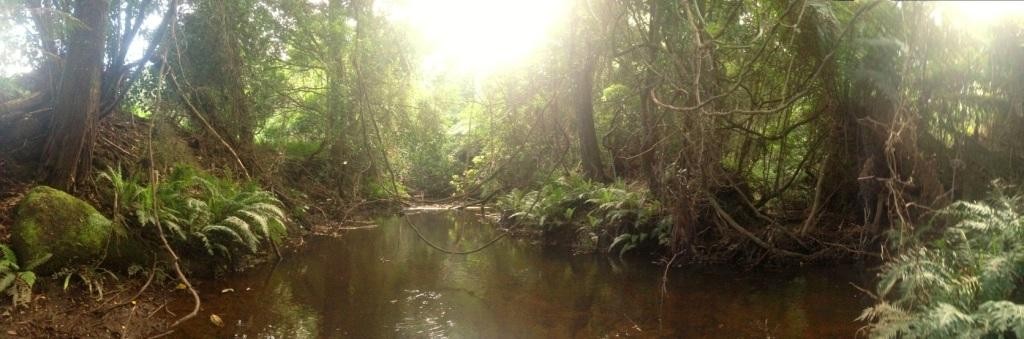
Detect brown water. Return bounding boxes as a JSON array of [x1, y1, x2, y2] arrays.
[[171, 210, 873, 338]]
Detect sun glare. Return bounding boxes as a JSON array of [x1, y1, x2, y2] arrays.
[[378, 0, 571, 78], [934, 1, 1024, 27]]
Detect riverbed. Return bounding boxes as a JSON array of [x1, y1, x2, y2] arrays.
[[172, 210, 873, 338]]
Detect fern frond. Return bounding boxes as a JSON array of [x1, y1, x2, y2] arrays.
[[248, 202, 286, 220], [865, 189, 1024, 337], [222, 216, 259, 250], [191, 231, 215, 256], [201, 225, 245, 245], [237, 210, 269, 238], [0, 274, 15, 294], [0, 245, 18, 271], [975, 301, 1024, 335]]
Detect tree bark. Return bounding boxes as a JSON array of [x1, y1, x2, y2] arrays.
[[567, 0, 606, 182], [40, 0, 109, 191], [213, 0, 254, 164], [639, 0, 661, 195], [574, 51, 607, 182]]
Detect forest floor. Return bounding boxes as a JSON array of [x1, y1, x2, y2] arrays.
[[0, 199, 475, 337], [0, 228, 323, 338], [0, 181, 401, 337], [1, 279, 174, 338]]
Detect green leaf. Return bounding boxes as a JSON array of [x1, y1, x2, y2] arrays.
[[23, 253, 52, 271], [609, 234, 631, 252], [0, 273, 15, 293], [16, 271, 36, 287], [0, 245, 17, 271], [63, 273, 74, 291]]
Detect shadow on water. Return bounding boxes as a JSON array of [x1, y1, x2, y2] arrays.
[[172, 210, 873, 338]]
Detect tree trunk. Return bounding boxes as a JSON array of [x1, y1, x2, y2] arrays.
[[324, 0, 353, 196], [639, 0, 661, 195], [40, 0, 108, 191], [326, 0, 348, 162], [574, 51, 607, 182], [568, 0, 606, 182], [213, 0, 255, 167]]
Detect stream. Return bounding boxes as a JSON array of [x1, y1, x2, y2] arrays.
[[172, 209, 873, 338]]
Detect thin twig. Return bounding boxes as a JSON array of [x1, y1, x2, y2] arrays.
[[658, 251, 683, 334], [146, 12, 200, 335], [98, 259, 158, 313]]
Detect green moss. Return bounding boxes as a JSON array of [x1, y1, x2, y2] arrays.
[[82, 213, 112, 246], [11, 186, 114, 274]]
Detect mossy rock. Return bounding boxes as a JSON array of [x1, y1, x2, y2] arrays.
[[10, 186, 116, 274]]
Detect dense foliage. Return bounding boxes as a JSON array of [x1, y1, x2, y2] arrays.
[[1, 0, 1019, 242], [0, 245, 47, 306], [100, 166, 287, 266], [860, 186, 1024, 337], [1, 0, 1024, 334], [497, 176, 670, 255]]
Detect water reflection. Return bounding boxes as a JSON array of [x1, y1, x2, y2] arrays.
[[172, 210, 871, 338]]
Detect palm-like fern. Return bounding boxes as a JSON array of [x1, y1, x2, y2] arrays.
[[860, 186, 1024, 338], [100, 166, 287, 261]]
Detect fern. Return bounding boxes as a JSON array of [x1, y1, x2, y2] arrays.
[[55, 266, 118, 301], [861, 185, 1024, 337], [0, 244, 48, 306], [99, 165, 288, 263], [497, 175, 669, 255]]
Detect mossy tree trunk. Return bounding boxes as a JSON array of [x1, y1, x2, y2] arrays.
[[40, 0, 109, 191]]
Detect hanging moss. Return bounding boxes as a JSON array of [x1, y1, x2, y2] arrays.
[[10, 186, 114, 274]]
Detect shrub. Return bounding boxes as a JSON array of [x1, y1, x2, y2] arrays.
[[0, 244, 49, 306], [859, 186, 1024, 338], [99, 165, 287, 264], [496, 175, 670, 255]]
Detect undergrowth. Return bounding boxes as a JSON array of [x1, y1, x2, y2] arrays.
[[859, 185, 1024, 338], [99, 165, 287, 267], [496, 175, 670, 255], [0, 244, 48, 306]]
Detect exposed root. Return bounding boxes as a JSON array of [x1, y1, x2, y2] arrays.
[[708, 197, 808, 258]]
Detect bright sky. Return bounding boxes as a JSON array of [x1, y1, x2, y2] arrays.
[[0, 19, 33, 77], [3, 1, 1024, 78], [377, 0, 571, 79], [932, 1, 1024, 28]]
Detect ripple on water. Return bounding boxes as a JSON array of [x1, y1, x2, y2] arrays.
[[394, 289, 454, 338]]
